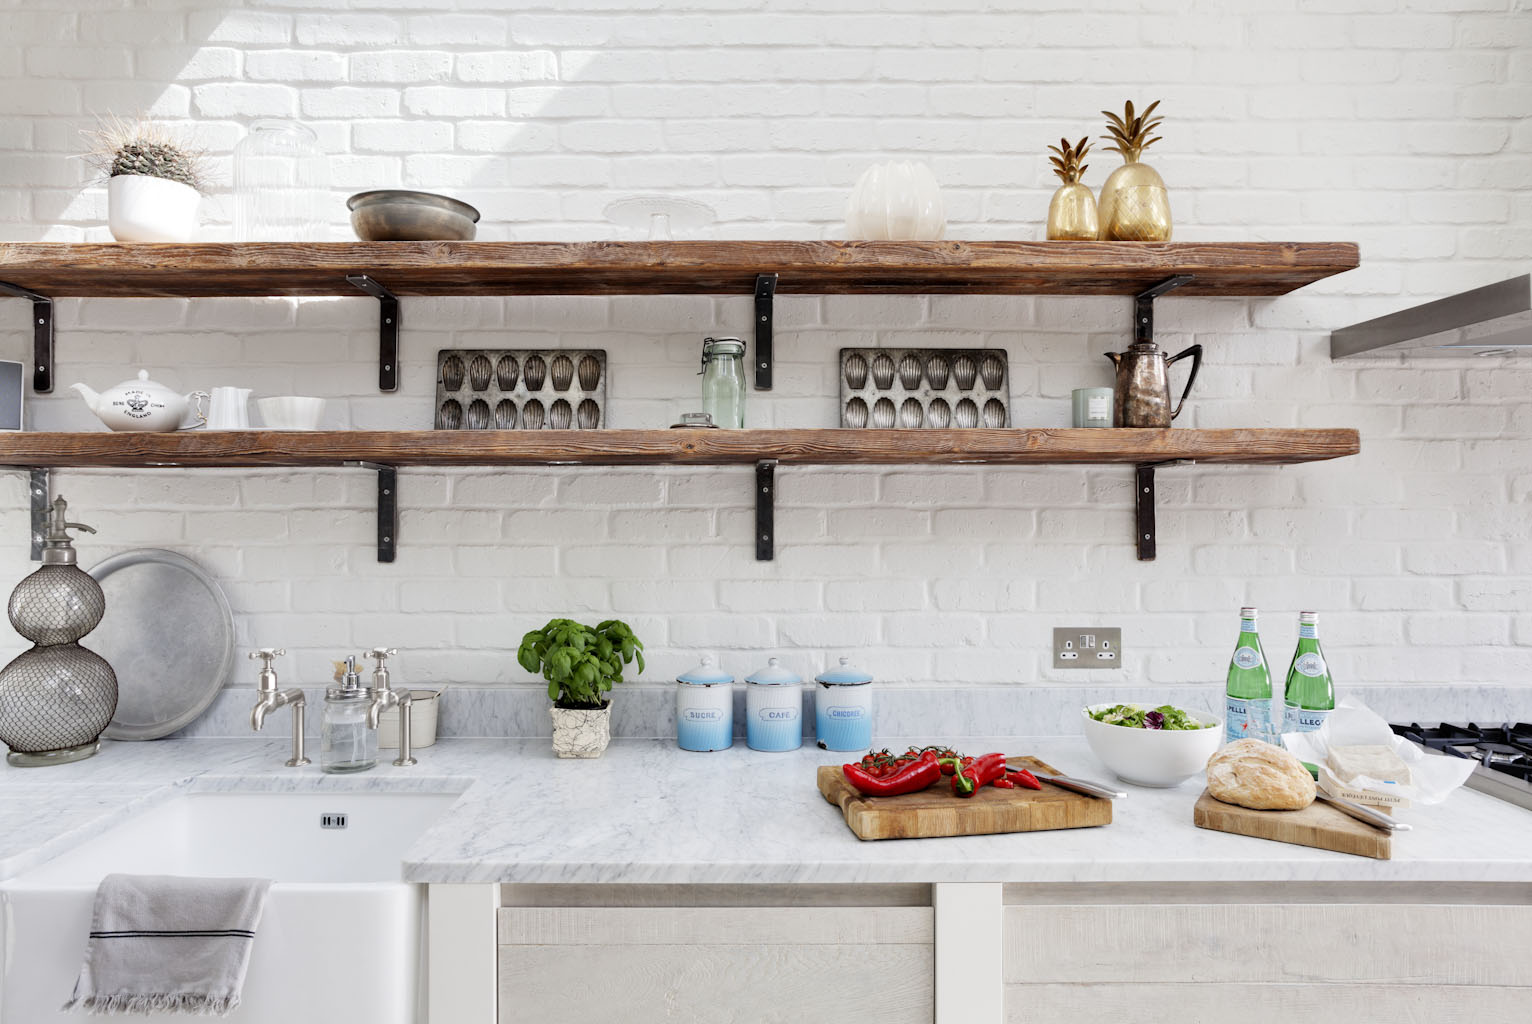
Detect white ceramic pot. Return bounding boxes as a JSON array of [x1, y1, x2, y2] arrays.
[[551, 703, 611, 759], [377, 689, 440, 749], [255, 396, 325, 431], [1081, 703, 1223, 788], [107, 174, 200, 243], [845, 161, 946, 240]]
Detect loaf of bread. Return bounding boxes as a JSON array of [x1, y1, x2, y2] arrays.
[[1205, 739, 1316, 811]]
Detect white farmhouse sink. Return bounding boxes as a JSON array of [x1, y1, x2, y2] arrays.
[[1, 789, 460, 1024]]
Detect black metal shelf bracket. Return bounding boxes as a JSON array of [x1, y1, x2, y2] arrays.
[[346, 275, 400, 392], [1134, 274, 1194, 344], [755, 459, 777, 561], [1134, 464, 1158, 561], [0, 281, 55, 393], [344, 461, 398, 562], [753, 273, 777, 391], [1134, 459, 1194, 561], [28, 468, 49, 560]]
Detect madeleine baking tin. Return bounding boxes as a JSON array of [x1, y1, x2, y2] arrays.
[[435, 349, 606, 430], [839, 348, 1009, 429]]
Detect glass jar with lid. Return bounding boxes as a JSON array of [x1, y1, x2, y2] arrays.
[[233, 120, 328, 241], [699, 337, 746, 428], [321, 655, 377, 773]]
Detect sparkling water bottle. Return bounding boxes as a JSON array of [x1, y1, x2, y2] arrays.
[[1283, 611, 1334, 735], [1224, 606, 1273, 745]]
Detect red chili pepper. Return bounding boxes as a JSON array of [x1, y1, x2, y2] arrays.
[[842, 756, 942, 797], [946, 752, 1006, 797], [1006, 769, 1042, 790], [993, 777, 1015, 789]]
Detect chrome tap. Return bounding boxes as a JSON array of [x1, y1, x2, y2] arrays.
[[364, 647, 415, 767], [249, 648, 310, 767]]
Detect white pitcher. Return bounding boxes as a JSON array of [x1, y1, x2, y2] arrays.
[[206, 387, 252, 430]]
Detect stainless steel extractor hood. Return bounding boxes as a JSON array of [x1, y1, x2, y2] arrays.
[[1330, 274, 1532, 359]]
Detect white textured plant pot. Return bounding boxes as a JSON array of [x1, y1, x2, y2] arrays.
[[107, 174, 200, 243], [551, 703, 611, 759]]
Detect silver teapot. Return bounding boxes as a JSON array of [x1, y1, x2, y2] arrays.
[[1105, 342, 1202, 428]]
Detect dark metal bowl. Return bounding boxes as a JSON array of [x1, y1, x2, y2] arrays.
[[347, 190, 481, 241]]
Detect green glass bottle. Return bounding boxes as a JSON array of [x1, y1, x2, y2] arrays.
[[1282, 611, 1334, 735], [1224, 606, 1273, 745]]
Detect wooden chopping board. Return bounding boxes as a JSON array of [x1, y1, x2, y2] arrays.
[[1192, 789, 1392, 860], [818, 756, 1112, 841]]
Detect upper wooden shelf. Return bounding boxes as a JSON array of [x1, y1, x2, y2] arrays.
[[0, 427, 1360, 469], [0, 241, 1359, 298]]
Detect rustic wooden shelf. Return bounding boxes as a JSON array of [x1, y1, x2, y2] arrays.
[[0, 240, 1359, 298], [0, 240, 1359, 394], [0, 427, 1359, 469], [5, 427, 1359, 564]]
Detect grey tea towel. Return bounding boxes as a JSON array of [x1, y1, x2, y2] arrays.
[[63, 873, 272, 1016]]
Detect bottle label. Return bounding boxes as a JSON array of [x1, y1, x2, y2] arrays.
[[1232, 645, 1263, 670], [1299, 622, 1318, 639], [1295, 653, 1326, 677], [1284, 704, 1331, 734], [1225, 697, 1269, 744], [1240, 617, 1257, 632]]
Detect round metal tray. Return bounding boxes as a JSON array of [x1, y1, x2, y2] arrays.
[[87, 548, 234, 741]]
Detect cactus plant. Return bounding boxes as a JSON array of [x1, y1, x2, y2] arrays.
[[82, 115, 210, 195]]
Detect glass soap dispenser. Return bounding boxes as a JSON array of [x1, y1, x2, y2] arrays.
[[321, 655, 377, 773]]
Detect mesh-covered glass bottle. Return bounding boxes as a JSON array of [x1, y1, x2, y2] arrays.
[[0, 497, 117, 766]]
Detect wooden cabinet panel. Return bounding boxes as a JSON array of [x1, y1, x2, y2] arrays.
[[498, 906, 933, 1024], [1005, 983, 1529, 1024], [1002, 903, 1532, 986]]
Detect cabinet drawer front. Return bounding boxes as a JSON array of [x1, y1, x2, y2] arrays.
[[500, 906, 932, 945], [499, 906, 933, 1024], [1005, 983, 1531, 1024], [1003, 904, 1532, 986]]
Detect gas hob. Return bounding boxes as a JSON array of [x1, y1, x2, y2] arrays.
[[1390, 722, 1532, 811]]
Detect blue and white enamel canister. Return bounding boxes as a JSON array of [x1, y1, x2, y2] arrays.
[[743, 658, 803, 752], [814, 656, 873, 751], [675, 655, 733, 752]]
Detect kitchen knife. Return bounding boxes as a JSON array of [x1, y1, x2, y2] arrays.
[[1315, 790, 1412, 833], [1006, 764, 1126, 800]]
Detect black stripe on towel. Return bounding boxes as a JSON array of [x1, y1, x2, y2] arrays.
[[89, 930, 256, 938]]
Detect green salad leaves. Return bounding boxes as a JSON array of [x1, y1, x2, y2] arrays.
[[1089, 703, 1211, 731]]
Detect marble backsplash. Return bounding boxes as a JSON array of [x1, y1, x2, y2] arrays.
[[177, 683, 1531, 742]]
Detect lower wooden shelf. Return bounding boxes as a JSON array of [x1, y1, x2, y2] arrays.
[[1, 427, 1359, 564], [0, 427, 1358, 468]]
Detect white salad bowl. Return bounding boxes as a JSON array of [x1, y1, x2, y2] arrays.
[[1081, 703, 1223, 788]]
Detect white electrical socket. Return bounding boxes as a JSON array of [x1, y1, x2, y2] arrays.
[[1052, 627, 1123, 670]]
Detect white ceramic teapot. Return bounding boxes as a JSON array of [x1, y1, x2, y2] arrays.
[[70, 370, 208, 432]]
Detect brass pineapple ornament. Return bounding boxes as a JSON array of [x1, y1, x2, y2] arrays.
[[1097, 99, 1171, 241], [1045, 136, 1098, 241]]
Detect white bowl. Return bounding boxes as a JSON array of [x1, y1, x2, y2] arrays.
[[256, 396, 325, 431], [1081, 703, 1223, 788]]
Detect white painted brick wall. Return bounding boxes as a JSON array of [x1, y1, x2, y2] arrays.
[[1, 0, 1529, 700]]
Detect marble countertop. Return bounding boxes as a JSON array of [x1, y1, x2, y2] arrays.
[[3, 736, 1531, 885]]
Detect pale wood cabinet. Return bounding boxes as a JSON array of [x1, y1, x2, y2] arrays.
[[494, 885, 933, 1024]]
